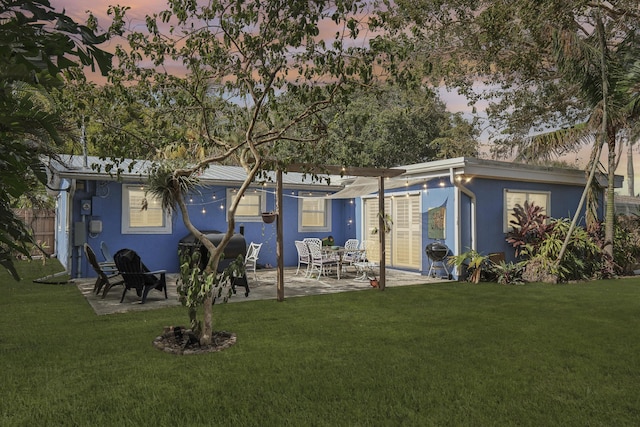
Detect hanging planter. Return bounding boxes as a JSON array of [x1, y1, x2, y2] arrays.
[[261, 212, 277, 224]]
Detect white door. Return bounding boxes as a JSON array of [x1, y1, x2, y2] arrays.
[[363, 194, 421, 269], [392, 195, 422, 269]]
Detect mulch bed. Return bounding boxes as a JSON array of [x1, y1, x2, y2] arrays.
[[153, 326, 237, 355]]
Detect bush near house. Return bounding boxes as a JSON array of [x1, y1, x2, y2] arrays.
[[504, 203, 631, 284]]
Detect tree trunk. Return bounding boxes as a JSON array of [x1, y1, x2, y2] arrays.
[[604, 127, 616, 258], [628, 139, 635, 197], [200, 294, 214, 346]]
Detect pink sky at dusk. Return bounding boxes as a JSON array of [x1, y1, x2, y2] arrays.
[[49, 0, 638, 193]]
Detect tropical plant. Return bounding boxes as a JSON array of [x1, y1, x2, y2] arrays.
[[505, 201, 552, 258], [535, 218, 605, 282], [0, 0, 113, 279], [491, 261, 526, 285], [448, 249, 492, 284]]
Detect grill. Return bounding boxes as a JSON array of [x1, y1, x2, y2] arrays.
[[178, 230, 250, 296], [425, 242, 451, 279]]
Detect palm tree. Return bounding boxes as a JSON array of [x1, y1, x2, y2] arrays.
[[514, 13, 640, 260]]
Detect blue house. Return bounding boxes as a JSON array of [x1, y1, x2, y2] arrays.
[[47, 155, 618, 280]]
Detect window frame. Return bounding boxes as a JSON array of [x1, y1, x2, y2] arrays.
[[503, 189, 551, 233], [121, 185, 172, 234], [226, 188, 266, 222], [298, 192, 332, 232]]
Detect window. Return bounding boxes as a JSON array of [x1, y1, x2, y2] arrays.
[[299, 192, 331, 232], [504, 189, 550, 232], [226, 189, 265, 221], [122, 185, 172, 234]]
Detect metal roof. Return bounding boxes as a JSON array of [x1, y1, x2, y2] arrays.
[[46, 155, 345, 190]]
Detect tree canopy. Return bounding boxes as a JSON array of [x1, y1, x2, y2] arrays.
[[320, 85, 479, 167], [0, 0, 113, 279], [374, 0, 640, 258], [80, 0, 388, 345]]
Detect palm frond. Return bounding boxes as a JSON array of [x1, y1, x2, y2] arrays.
[[516, 122, 591, 162], [146, 165, 199, 214]]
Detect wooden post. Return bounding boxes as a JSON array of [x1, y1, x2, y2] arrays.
[[378, 176, 386, 290], [276, 169, 285, 301]]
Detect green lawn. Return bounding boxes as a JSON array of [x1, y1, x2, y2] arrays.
[[2, 259, 640, 426]]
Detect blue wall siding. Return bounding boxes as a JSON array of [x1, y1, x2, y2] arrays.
[[70, 180, 355, 278], [421, 185, 455, 274], [63, 173, 601, 279], [465, 178, 591, 261]]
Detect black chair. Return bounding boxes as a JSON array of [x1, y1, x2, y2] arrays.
[[84, 243, 124, 298], [113, 248, 168, 304]]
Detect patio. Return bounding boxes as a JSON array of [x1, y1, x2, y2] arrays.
[[76, 267, 449, 315]]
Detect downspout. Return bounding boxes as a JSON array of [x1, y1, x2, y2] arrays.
[[67, 179, 77, 277], [450, 167, 477, 261]]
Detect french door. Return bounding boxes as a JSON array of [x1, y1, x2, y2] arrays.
[[363, 194, 421, 269]]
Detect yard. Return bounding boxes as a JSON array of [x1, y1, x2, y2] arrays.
[[2, 260, 640, 426]]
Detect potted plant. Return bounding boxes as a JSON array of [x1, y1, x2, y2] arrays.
[[261, 211, 277, 224]]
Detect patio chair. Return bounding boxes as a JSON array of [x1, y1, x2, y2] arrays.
[[353, 240, 380, 282], [307, 240, 337, 280], [342, 238, 361, 270], [100, 241, 116, 267], [113, 248, 168, 304], [244, 242, 262, 280], [294, 240, 311, 276], [83, 243, 124, 298], [303, 237, 322, 248]]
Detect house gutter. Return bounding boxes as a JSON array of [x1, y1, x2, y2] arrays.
[[450, 167, 477, 259]]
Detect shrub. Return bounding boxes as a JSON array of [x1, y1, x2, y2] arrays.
[[506, 201, 553, 258], [491, 260, 526, 285]]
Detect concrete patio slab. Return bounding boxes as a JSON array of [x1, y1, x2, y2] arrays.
[[75, 267, 451, 315]]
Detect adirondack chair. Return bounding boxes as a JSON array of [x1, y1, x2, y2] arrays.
[[83, 243, 124, 298], [113, 248, 168, 304]]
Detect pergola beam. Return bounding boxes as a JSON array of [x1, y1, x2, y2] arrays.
[[283, 163, 406, 179]]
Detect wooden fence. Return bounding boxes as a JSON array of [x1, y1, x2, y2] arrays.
[[13, 208, 56, 257]]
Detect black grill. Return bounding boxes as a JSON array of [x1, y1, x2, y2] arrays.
[[425, 242, 449, 261], [178, 230, 249, 296], [425, 242, 451, 279]]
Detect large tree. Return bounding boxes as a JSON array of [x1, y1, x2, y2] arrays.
[[0, 0, 113, 279], [86, 0, 379, 345], [374, 0, 640, 257], [320, 85, 479, 167]]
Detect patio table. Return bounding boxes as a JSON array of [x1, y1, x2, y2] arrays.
[[322, 246, 364, 280], [321, 246, 346, 279]]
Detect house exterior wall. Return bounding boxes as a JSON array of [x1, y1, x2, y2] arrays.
[[462, 177, 597, 262], [421, 185, 456, 275], [67, 179, 356, 278], [55, 157, 612, 280]]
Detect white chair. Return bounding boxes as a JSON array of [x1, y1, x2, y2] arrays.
[[303, 237, 322, 248], [353, 240, 380, 282], [342, 238, 361, 270], [244, 242, 262, 280], [307, 241, 337, 280], [294, 240, 311, 276]]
